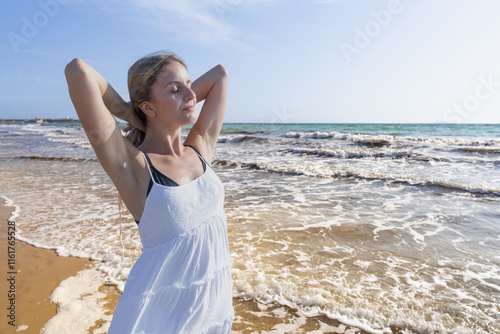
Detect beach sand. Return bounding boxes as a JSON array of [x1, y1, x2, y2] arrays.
[[0, 198, 121, 333]]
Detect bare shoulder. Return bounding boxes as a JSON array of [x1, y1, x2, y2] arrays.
[[127, 142, 148, 175], [112, 140, 151, 220]]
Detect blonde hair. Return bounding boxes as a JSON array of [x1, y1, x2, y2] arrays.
[[125, 51, 187, 147]]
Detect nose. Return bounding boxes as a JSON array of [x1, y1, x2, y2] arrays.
[[185, 86, 196, 103]]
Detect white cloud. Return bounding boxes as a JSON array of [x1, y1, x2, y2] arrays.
[[88, 0, 238, 46], [129, 0, 235, 44], [89, 0, 281, 47], [0, 95, 61, 101], [22, 49, 65, 58], [312, 0, 347, 3]]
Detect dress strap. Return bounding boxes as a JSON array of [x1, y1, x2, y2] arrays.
[[141, 151, 155, 181]]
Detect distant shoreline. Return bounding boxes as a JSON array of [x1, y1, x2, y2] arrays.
[[0, 118, 80, 124], [1, 119, 499, 126]]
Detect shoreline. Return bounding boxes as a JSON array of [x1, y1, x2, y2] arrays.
[[0, 195, 362, 333], [0, 198, 121, 333]]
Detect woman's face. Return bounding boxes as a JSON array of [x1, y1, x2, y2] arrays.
[[147, 61, 197, 127]]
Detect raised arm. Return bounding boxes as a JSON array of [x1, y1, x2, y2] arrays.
[[64, 59, 144, 203], [185, 64, 228, 164]]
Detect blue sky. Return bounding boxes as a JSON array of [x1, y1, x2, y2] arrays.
[[1, 0, 500, 123]]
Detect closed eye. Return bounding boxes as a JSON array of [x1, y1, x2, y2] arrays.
[[165, 80, 192, 92]]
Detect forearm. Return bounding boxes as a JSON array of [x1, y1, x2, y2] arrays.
[[103, 84, 130, 122], [65, 59, 132, 123], [186, 64, 228, 158], [192, 64, 228, 103]]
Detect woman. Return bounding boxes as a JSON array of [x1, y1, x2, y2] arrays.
[[65, 52, 234, 333]]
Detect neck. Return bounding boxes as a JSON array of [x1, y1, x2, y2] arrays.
[[139, 123, 184, 156]]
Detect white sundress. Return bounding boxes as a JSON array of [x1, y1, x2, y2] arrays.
[[108, 149, 234, 334]]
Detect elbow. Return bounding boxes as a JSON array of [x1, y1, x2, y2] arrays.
[[65, 58, 87, 80], [216, 64, 228, 79], [215, 64, 228, 86]]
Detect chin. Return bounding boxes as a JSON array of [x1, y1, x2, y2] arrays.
[[185, 114, 198, 125]]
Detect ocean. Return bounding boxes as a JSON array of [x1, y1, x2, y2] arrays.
[[0, 122, 499, 333]]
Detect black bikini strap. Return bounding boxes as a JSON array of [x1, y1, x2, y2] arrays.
[[184, 144, 209, 168]]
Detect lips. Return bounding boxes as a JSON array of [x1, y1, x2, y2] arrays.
[[183, 105, 195, 111]]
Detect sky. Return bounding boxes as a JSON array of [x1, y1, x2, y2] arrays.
[[1, 0, 500, 124]]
